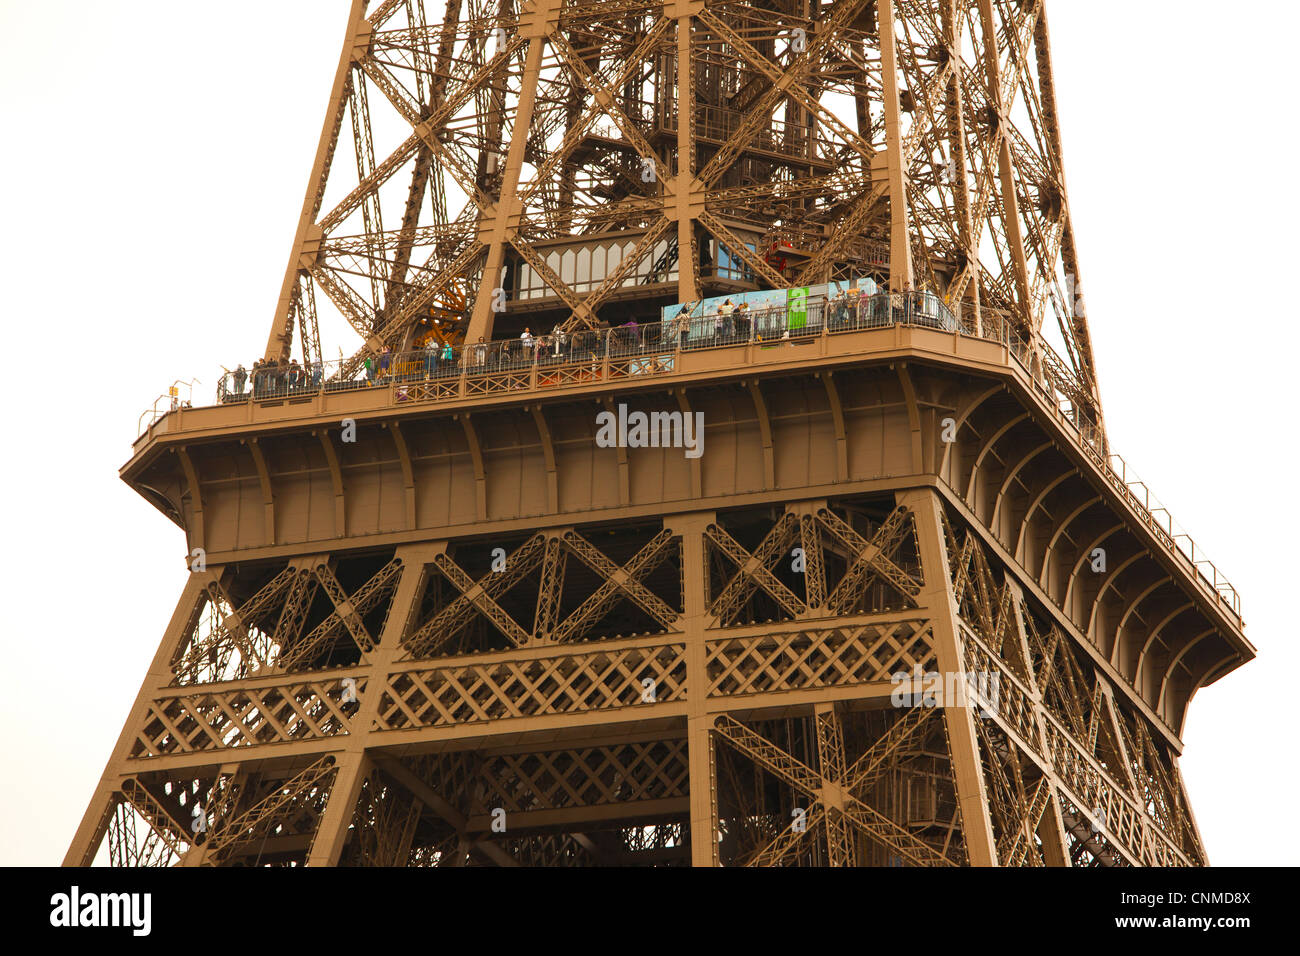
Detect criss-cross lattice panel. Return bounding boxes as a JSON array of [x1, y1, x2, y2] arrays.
[[107, 780, 198, 867], [169, 558, 403, 684], [713, 712, 959, 868], [479, 740, 689, 813], [1116, 712, 1204, 862], [343, 771, 428, 867], [814, 505, 924, 614], [973, 712, 1051, 868], [961, 624, 1040, 754], [405, 534, 548, 658], [106, 799, 185, 868], [402, 528, 682, 658], [169, 570, 299, 685], [131, 678, 360, 757], [376, 643, 686, 729], [706, 620, 936, 697], [200, 756, 339, 867], [706, 514, 805, 625], [276, 558, 404, 671]]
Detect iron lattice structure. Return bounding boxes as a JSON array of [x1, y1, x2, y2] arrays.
[[67, 0, 1250, 868], [266, 0, 1101, 427]]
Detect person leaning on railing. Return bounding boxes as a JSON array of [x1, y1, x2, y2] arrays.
[[734, 301, 750, 339], [423, 337, 438, 378], [828, 290, 847, 329]]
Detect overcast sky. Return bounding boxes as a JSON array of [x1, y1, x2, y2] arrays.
[[0, 1, 1294, 866]]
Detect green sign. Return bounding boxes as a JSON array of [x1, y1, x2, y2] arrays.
[[787, 286, 809, 329]]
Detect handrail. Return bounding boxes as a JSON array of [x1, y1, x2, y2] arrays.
[[136, 380, 198, 437], [140, 290, 1240, 622]]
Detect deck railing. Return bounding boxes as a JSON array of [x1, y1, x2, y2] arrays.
[[147, 290, 1240, 621]]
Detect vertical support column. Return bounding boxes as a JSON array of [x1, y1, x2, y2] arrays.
[[64, 571, 216, 866], [466, 0, 562, 344], [180, 762, 244, 867], [304, 752, 371, 867], [976, 0, 1033, 322], [898, 488, 998, 866], [1004, 578, 1072, 866], [941, 0, 980, 333], [813, 702, 857, 867], [671, 1, 702, 303], [306, 541, 443, 866], [265, 0, 370, 362], [1031, 3, 1101, 408], [670, 511, 718, 867], [878, 0, 914, 292]]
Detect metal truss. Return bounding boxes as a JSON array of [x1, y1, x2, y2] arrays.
[[941, 508, 1206, 866], [704, 503, 923, 626], [72, 488, 1214, 866], [262, 0, 1103, 425]]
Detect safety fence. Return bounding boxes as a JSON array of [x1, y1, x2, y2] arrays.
[[152, 290, 1238, 621]]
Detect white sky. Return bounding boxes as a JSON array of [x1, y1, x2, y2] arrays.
[[0, 0, 1294, 866]]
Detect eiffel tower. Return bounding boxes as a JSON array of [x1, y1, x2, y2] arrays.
[[67, 0, 1250, 867]]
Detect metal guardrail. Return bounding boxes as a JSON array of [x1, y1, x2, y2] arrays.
[[996, 331, 1242, 621], [142, 291, 1240, 622], [136, 380, 198, 436], [209, 292, 960, 403]]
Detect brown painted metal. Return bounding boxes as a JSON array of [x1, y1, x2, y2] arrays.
[[68, 0, 1250, 867]]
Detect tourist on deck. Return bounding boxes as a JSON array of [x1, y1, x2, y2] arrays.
[[844, 286, 857, 325], [860, 277, 885, 324], [424, 338, 438, 378], [364, 354, 375, 384], [889, 284, 906, 324], [673, 309, 688, 350], [828, 291, 846, 329], [714, 298, 732, 337], [552, 327, 567, 358], [440, 341, 454, 375], [233, 364, 247, 395], [474, 336, 488, 369], [312, 359, 323, 388], [378, 347, 392, 382], [732, 300, 749, 340], [289, 359, 302, 389]]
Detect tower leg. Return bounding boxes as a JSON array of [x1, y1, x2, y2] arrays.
[[672, 512, 719, 867], [64, 571, 214, 866], [306, 752, 370, 867], [899, 488, 999, 866], [687, 714, 718, 867], [306, 541, 445, 866]]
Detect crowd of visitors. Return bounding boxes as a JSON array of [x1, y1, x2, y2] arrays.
[[220, 287, 951, 402]]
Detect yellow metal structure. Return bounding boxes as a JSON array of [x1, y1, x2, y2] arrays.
[[66, 0, 1249, 867]]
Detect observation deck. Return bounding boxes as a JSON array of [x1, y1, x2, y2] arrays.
[[126, 291, 1250, 747]]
